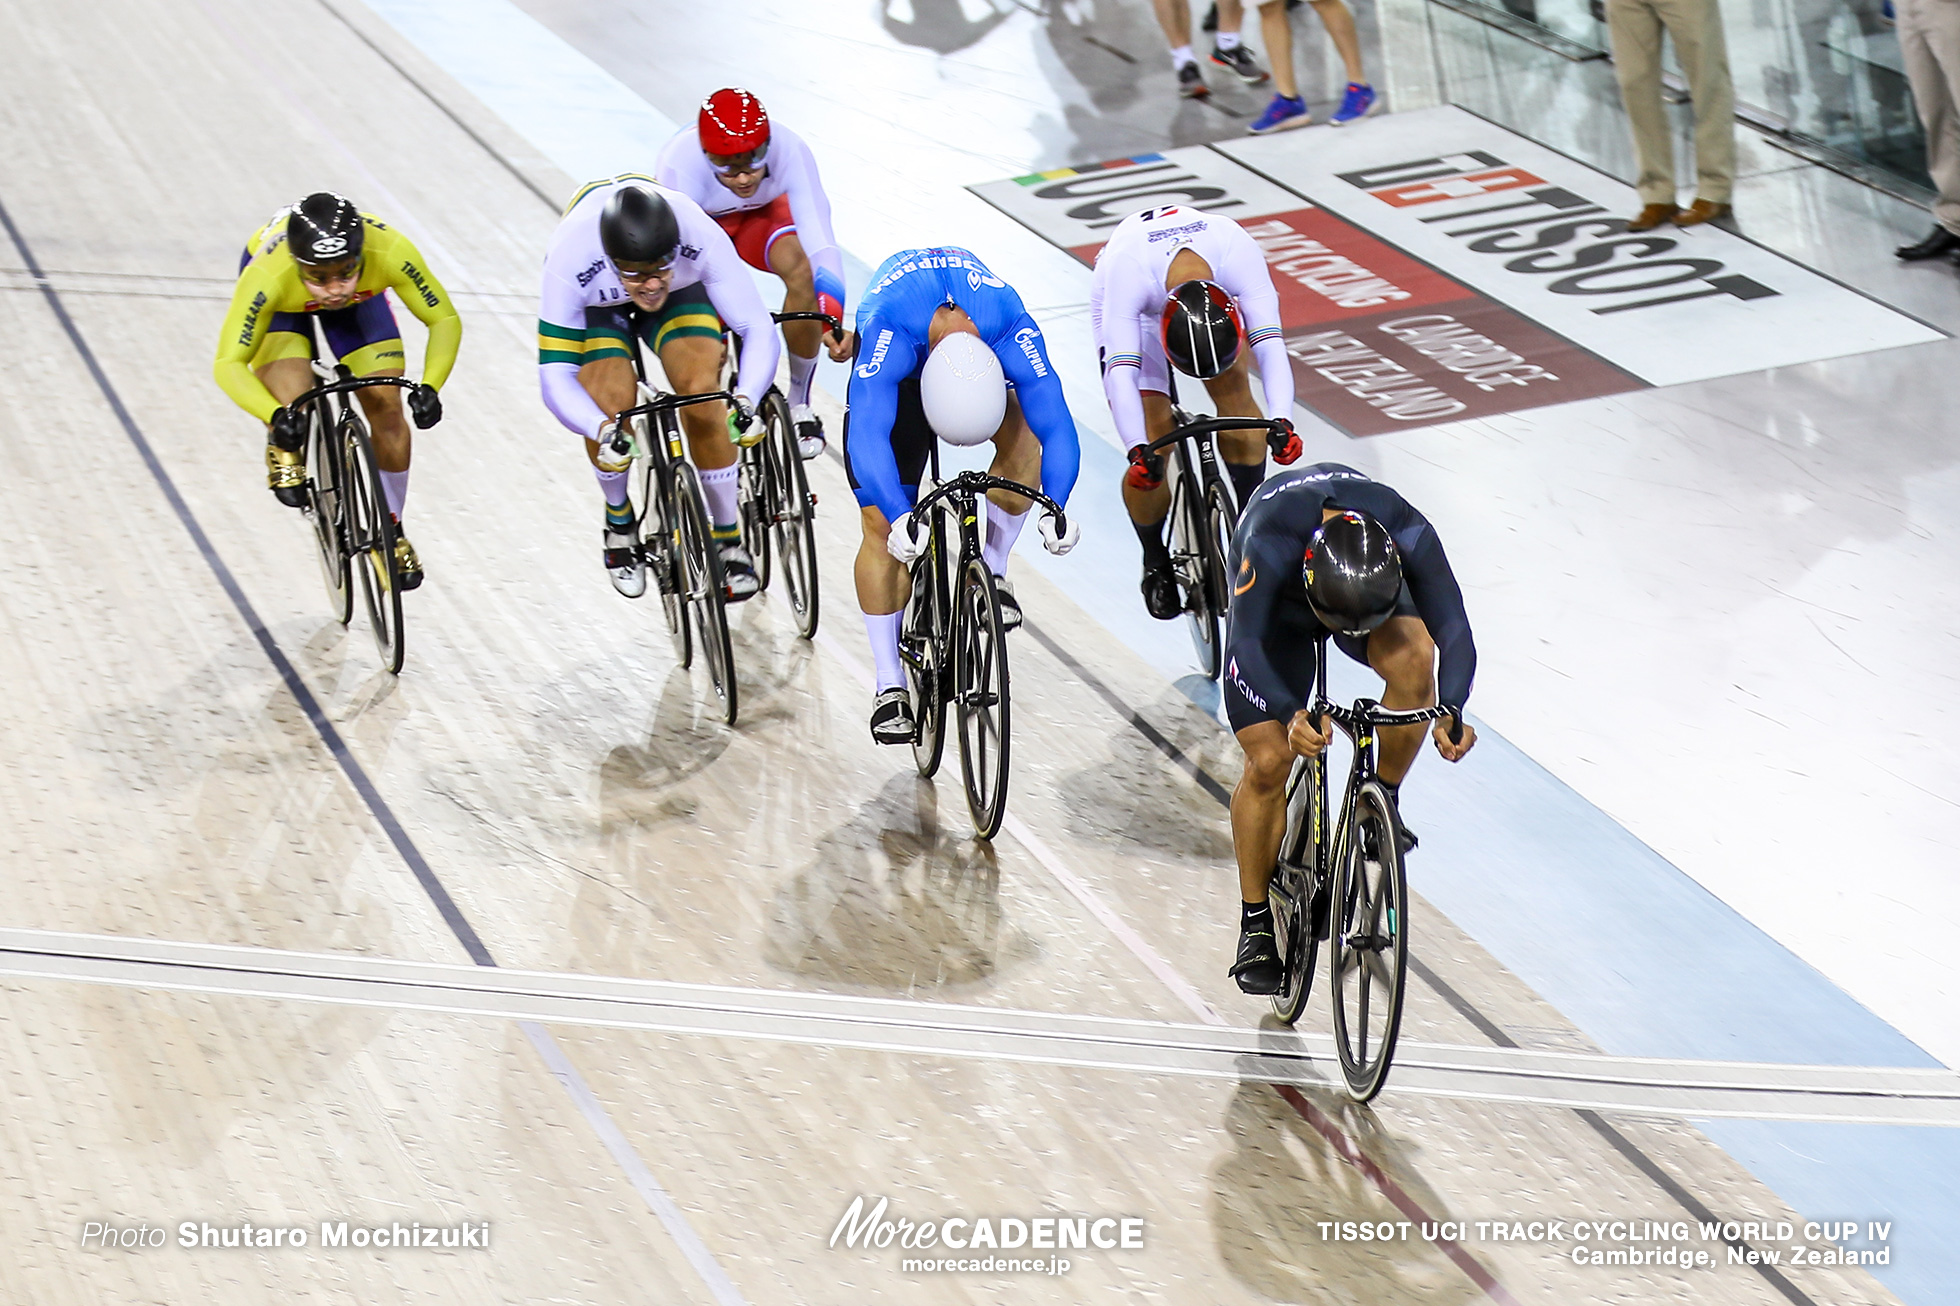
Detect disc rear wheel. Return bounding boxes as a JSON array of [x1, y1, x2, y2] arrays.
[[1270, 757, 1324, 1025], [766, 391, 820, 639], [674, 462, 737, 726], [905, 518, 948, 779], [303, 404, 351, 626], [1170, 460, 1222, 679]]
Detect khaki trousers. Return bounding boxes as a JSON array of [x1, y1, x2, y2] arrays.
[[1605, 0, 1736, 205], [1899, 0, 1960, 235]]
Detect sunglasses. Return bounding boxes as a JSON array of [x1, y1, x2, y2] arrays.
[[613, 262, 674, 284], [707, 140, 771, 176], [297, 258, 361, 284]]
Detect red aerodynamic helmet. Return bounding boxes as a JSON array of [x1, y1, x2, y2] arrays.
[[699, 88, 770, 157]]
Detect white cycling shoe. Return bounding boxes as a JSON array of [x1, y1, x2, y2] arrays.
[[604, 520, 646, 599], [719, 540, 761, 601], [993, 576, 1023, 631], [792, 404, 826, 460]]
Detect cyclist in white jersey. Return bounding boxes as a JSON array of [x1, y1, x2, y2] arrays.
[[1090, 204, 1303, 621], [657, 89, 854, 461], [537, 174, 782, 601]]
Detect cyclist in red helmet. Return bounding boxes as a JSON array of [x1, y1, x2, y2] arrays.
[[657, 88, 854, 461]]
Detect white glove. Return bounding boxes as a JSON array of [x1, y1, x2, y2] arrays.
[[886, 511, 925, 565], [1039, 511, 1080, 556], [594, 418, 632, 474]]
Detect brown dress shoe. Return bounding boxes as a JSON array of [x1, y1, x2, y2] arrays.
[[1673, 199, 1732, 227], [1626, 203, 1680, 232]]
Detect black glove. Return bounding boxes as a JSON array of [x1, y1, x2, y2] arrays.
[[1125, 444, 1165, 491], [407, 384, 442, 430], [1269, 418, 1302, 466], [269, 406, 305, 452]]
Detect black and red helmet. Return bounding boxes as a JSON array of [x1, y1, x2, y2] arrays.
[[1160, 279, 1243, 379]]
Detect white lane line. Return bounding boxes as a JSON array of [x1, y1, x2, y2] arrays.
[[519, 1023, 748, 1306]]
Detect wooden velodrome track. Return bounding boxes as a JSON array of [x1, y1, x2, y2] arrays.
[[0, 0, 1914, 1301]]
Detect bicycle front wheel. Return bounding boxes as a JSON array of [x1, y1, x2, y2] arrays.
[[303, 405, 351, 626], [766, 391, 821, 639], [1169, 458, 1222, 679], [673, 462, 737, 726], [954, 557, 1011, 839], [1329, 779, 1410, 1102], [342, 413, 403, 673]]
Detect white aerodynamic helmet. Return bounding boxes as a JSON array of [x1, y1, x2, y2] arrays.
[[919, 332, 1006, 446]]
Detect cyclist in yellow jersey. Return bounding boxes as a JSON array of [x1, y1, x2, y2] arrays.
[[214, 192, 460, 588]]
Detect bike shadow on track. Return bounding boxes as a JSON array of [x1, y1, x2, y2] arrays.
[[1207, 1079, 1476, 1303], [1048, 683, 1238, 862], [762, 773, 1043, 995]]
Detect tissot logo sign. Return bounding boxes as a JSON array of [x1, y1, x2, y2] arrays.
[[971, 107, 1940, 435]]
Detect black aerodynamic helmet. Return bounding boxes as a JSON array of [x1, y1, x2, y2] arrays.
[[1160, 279, 1243, 379], [287, 192, 364, 266], [600, 184, 681, 267], [1304, 511, 1402, 636]]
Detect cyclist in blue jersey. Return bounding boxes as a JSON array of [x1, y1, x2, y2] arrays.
[[846, 247, 1083, 744]]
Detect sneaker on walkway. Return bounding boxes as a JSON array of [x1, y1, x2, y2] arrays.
[[1249, 94, 1309, 134], [1329, 81, 1376, 125], [1177, 61, 1210, 98], [1209, 43, 1268, 84]]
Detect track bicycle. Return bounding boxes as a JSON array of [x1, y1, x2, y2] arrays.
[[291, 359, 415, 674], [898, 446, 1067, 841], [1267, 634, 1462, 1101], [725, 310, 835, 640], [1143, 410, 1291, 679], [610, 323, 740, 725]]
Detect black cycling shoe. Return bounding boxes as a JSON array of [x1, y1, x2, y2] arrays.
[[869, 687, 914, 745], [1230, 914, 1284, 995], [1141, 562, 1181, 620]]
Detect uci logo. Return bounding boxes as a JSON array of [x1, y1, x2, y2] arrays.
[[856, 328, 893, 379]]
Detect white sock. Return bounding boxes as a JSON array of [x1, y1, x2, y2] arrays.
[[1171, 44, 1195, 69], [788, 348, 819, 409], [1217, 30, 1242, 49], [698, 464, 739, 533], [594, 467, 630, 507], [380, 469, 408, 520], [864, 611, 906, 691], [982, 501, 1029, 576]]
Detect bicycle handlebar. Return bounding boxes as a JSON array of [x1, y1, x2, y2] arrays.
[[614, 389, 734, 427], [1310, 698, 1464, 744], [909, 470, 1067, 534], [1144, 414, 1293, 460], [289, 374, 418, 409], [771, 310, 843, 334]]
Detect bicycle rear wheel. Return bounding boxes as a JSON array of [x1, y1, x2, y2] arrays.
[[1270, 756, 1324, 1025], [766, 390, 821, 639], [342, 413, 404, 674], [674, 462, 737, 726], [1169, 456, 1222, 679], [738, 405, 776, 592], [1203, 475, 1236, 620], [954, 557, 1011, 840], [904, 517, 948, 779], [302, 404, 352, 626], [1329, 779, 1410, 1101]]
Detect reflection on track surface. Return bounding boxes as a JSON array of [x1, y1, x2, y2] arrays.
[[0, 0, 1927, 1302]]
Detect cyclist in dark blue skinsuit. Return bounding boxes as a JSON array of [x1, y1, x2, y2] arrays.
[[1222, 462, 1480, 994], [845, 246, 1083, 744]]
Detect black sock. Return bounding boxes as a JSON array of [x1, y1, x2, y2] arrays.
[[1132, 515, 1171, 570], [1241, 899, 1272, 927], [1227, 460, 1264, 516]]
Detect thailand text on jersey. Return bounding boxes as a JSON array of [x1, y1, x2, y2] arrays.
[[654, 122, 846, 325], [214, 212, 461, 422], [535, 175, 780, 440], [1089, 205, 1293, 451], [844, 247, 1080, 524], [1226, 462, 1476, 715]]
